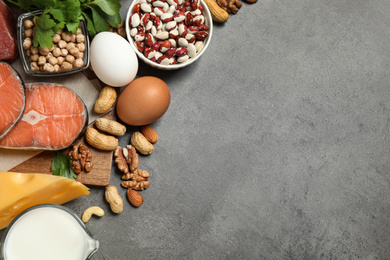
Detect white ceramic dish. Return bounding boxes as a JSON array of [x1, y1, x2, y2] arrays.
[[125, 0, 213, 70]]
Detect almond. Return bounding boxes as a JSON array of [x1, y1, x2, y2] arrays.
[[140, 125, 159, 143], [127, 189, 143, 207]]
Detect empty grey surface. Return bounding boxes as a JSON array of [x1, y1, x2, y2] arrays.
[[2, 0, 390, 259]]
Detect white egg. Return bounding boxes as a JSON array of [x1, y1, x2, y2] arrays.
[[90, 32, 138, 87]]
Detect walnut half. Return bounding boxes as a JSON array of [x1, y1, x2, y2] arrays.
[[68, 144, 93, 174], [216, 0, 242, 14]]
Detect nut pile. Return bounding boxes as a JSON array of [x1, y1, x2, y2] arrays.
[[22, 18, 86, 73], [129, 0, 210, 65], [114, 125, 159, 207]]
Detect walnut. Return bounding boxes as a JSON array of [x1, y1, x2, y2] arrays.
[[114, 147, 129, 174], [216, 0, 242, 14], [123, 145, 139, 172], [121, 169, 150, 191], [68, 144, 93, 174], [115, 145, 149, 191], [122, 169, 149, 181], [115, 145, 140, 180]]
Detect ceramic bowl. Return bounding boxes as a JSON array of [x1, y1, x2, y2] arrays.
[[17, 11, 90, 76], [125, 0, 213, 70]]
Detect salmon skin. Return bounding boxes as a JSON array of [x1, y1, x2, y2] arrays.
[[0, 82, 88, 150], [0, 61, 25, 139]]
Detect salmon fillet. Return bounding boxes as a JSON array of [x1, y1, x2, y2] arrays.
[[0, 82, 88, 150], [0, 62, 25, 139]]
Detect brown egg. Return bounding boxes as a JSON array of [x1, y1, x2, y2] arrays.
[[116, 76, 171, 126]]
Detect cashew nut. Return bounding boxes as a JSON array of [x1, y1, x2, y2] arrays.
[[81, 206, 105, 223]]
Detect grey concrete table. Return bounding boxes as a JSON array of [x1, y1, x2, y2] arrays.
[[3, 0, 390, 259]]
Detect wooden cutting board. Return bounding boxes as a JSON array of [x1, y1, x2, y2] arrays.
[[9, 110, 116, 187]]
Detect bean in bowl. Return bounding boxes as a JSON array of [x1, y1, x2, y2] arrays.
[[127, 0, 211, 67]]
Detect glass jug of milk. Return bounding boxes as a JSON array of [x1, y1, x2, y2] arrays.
[[0, 204, 99, 260]]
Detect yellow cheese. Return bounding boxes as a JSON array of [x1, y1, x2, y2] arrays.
[[0, 171, 89, 230]]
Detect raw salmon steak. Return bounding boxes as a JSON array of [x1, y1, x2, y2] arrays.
[[0, 61, 25, 139], [0, 82, 88, 150]]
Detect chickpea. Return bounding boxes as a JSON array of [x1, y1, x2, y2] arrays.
[[45, 52, 53, 59], [76, 34, 85, 43], [76, 43, 85, 52], [26, 49, 31, 56], [53, 34, 61, 43], [43, 63, 55, 72], [76, 52, 84, 59], [30, 46, 38, 55], [57, 56, 65, 65], [37, 56, 46, 66], [69, 47, 79, 56], [58, 40, 67, 49], [48, 57, 58, 65], [65, 54, 75, 63], [73, 58, 84, 68], [22, 37, 32, 50], [30, 62, 39, 71], [23, 19, 34, 29], [61, 48, 68, 57], [76, 28, 82, 35], [60, 61, 73, 71], [66, 42, 75, 51], [61, 32, 72, 42], [39, 47, 50, 56], [56, 28, 63, 35], [70, 34, 76, 43], [52, 47, 61, 57], [54, 64, 60, 72], [108, 27, 114, 32], [25, 29, 33, 38], [29, 53, 39, 62]]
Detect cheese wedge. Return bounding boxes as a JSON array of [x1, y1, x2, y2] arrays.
[[0, 171, 90, 230]]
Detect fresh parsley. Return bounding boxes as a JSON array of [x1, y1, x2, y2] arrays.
[[51, 151, 78, 180], [7, 0, 121, 48]]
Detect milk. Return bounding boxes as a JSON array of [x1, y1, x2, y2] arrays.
[[2, 206, 99, 260]]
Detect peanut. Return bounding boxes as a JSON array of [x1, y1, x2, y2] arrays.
[[105, 185, 124, 213], [95, 118, 126, 136], [81, 206, 105, 223], [131, 131, 154, 155], [94, 86, 117, 114], [85, 127, 118, 151], [203, 0, 229, 23]]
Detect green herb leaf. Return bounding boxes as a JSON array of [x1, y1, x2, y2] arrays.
[[104, 11, 121, 28], [91, 6, 109, 33], [65, 21, 80, 33], [90, 0, 120, 16], [81, 11, 96, 36], [34, 0, 57, 9], [51, 151, 77, 180], [33, 13, 56, 48], [49, 9, 65, 22]]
